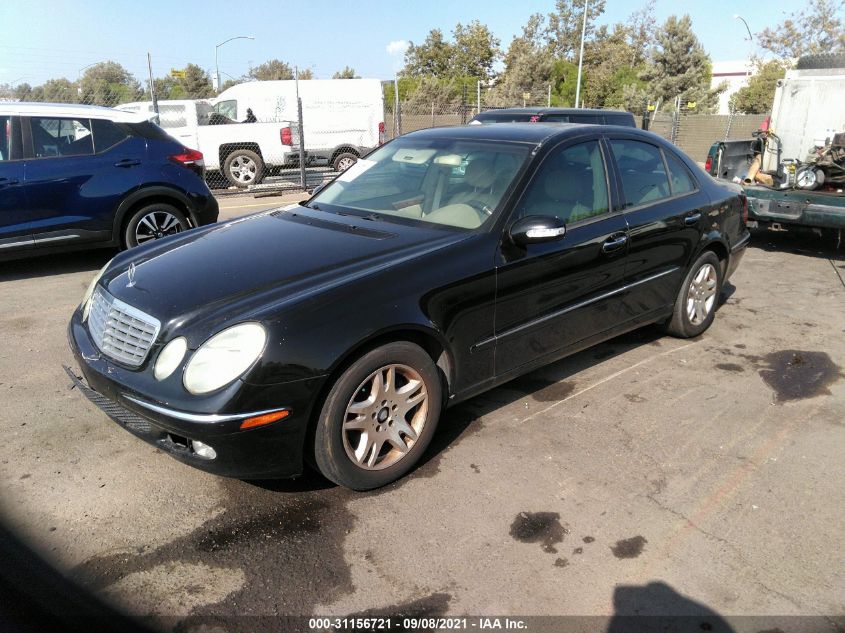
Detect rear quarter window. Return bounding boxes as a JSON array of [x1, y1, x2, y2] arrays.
[[91, 119, 130, 152]]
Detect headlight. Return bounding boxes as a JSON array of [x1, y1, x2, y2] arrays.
[[81, 259, 113, 321], [154, 337, 187, 381], [183, 323, 266, 395]]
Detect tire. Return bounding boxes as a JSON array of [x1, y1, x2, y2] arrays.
[[223, 149, 265, 188], [665, 251, 723, 338], [313, 342, 443, 490], [796, 53, 845, 70], [123, 202, 189, 249], [332, 151, 358, 172]]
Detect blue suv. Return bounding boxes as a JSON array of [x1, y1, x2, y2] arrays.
[[0, 103, 218, 260]]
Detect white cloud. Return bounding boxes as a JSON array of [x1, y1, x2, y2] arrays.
[[386, 40, 409, 57]]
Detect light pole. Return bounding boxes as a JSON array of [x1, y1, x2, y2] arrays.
[[574, 0, 589, 108], [734, 15, 754, 81], [215, 35, 254, 91]]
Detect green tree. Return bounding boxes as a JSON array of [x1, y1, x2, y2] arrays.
[[248, 59, 295, 80], [403, 29, 454, 77], [405, 76, 463, 109], [41, 78, 78, 103], [298, 68, 314, 80], [333, 66, 358, 79], [78, 61, 141, 106], [546, 0, 606, 59], [758, 0, 845, 59], [450, 21, 500, 79], [13, 82, 33, 101], [641, 15, 721, 112], [728, 60, 787, 113], [490, 13, 555, 106], [179, 63, 213, 98]]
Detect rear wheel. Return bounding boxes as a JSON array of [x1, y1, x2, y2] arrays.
[[123, 202, 189, 249], [666, 251, 723, 338], [332, 151, 358, 172], [314, 342, 442, 490], [223, 149, 265, 188]]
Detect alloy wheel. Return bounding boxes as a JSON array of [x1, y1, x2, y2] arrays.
[[230, 156, 257, 184], [686, 262, 718, 325], [342, 364, 428, 470], [336, 156, 356, 171], [134, 211, 184, 244]]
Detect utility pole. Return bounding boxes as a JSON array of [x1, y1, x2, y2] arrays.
[[295, 66, 306, 190], [574, 0, 589, 108], [147, 53, 158, 117], [394, 75, 401, 136]]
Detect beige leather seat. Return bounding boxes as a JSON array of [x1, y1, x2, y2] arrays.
[[445, 157, 499, 212]]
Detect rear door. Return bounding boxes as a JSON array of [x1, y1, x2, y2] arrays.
[[493, 136, 630, 376], [23, 116, 144, 246], [0, 115, 32, 252], [605, 134, 706, 321]]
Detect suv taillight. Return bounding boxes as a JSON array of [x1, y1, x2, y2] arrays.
[[281, 127, 293, 146], [378, 122, 385, 145], [704, 155, 713, 173], [169, 148, 204, 176], [741, 194, 749, 224]]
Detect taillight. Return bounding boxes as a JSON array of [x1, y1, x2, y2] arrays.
[[741, 195, 749, 224], [169, 148, 204, 175], [378, 122, 385, 145], [281, 127, 293, 146], [704, 155, 713, 173]]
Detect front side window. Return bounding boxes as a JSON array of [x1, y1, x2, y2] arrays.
[[215, 100, 237, 120], [30, 117, 94, 158], [310, 139, 530, 229], [609, 139, 671, 207], [516, 140, 610, 223]]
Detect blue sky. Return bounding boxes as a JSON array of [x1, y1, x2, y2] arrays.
[[0, 0, 803, 87]]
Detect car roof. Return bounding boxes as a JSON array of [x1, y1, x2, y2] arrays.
[[402, 122, 644, 145], [0, 101, 149, 123], [475, 107, 632, 116]]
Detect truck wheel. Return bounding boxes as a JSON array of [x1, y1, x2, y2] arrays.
[[332, 152, 358, 172], [124, 203, 189, 249], [223, 150, 265, 188], [665, 251, 723, 338]]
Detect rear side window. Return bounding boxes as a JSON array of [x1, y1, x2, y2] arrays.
[[606, 114, 634, 127], [215, 100, 237, 120], [0, 116, 23, 161], [609, 139, 670, 207], [126, 120, 173, 141], [663, 150, 696, 195], [473, 112, 534, 124], [91, 119, 130, 152], [157, 105, 187, 128], [30, 117, 94, 158]]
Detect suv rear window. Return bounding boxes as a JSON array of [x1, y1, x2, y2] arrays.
[[472, 112, 535, 124]]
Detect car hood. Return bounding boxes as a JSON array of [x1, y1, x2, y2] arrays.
[[102, 207, 470, 337]]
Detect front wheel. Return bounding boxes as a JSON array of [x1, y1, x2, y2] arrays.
[[665, 251, 723, 338], [123, 203, 189, 249], [314, 342, 442, 490]]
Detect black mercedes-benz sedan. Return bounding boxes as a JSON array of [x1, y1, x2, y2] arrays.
[[67, 123, 750, 490]]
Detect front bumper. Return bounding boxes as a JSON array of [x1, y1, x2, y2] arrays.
[[67, 313, 322, 479]]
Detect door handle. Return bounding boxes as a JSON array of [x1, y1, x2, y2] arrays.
[[684, 212, 702, 226], [114, 159, 141, 168], [602, 234, 628, 253]]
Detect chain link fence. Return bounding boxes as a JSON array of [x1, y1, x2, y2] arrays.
[[7, 82, 767, 196]]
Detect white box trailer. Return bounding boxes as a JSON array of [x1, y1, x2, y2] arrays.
[[212, 79, 385, 171], [763, 65, 845, 172]]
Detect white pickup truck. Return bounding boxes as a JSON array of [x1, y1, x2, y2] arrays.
[[117, 99, 294, 187]]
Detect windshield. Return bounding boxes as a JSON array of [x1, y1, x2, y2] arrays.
[[310, 138, 530, 229]]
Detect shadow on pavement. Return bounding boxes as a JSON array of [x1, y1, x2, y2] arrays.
[[608, 581, 737, 633], [0, 249, 114, 283]]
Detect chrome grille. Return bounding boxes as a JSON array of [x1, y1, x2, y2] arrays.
[[87, 287, 160, 367]]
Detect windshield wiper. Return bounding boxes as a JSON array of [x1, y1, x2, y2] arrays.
[[360, 212, 381, 221]]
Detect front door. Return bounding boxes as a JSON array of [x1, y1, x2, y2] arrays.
[[0, 115, 32, 253], [493, 137, 630, 376]]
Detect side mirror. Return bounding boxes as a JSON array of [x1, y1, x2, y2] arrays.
[[509, 215, 567, 246], [310, 183, 327, 197]]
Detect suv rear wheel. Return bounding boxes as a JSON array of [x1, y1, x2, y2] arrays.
[[124, 202, 189, 249]]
